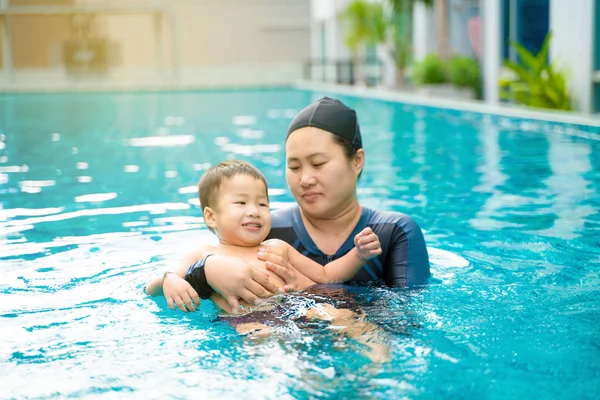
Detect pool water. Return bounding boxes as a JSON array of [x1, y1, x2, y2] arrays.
[[1, 88, 599, 399]]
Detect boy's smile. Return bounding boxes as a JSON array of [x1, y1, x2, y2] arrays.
[[241, 221, 263, 232]]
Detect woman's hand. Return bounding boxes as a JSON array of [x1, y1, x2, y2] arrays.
[[204, 255, 282, 311], [258, 240, 314, 292], [162, 273, 200, 313]]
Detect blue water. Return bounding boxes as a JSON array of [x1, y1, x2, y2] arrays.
[[1, 88, 599, 399]]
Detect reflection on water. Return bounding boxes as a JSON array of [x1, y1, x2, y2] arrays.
[[0, 89, 599, 398]]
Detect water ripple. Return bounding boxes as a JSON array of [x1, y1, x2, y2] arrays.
[[1, 89, 599, 398]]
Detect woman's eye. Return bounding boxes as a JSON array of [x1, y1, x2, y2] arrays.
[[313, 163, 325, 168], [288, 166, 300, 171]]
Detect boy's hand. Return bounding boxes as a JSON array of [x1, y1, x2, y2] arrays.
[[259, 239, 290, 256], [354, 227, 382, 262], [162, 274, 200, 312]]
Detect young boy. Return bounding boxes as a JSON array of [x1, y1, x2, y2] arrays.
[[145, 160, 389, 361]]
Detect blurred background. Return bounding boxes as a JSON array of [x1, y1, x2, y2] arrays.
[[0, 0, 599, 114]]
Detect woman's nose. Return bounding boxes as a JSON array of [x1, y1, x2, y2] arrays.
[[300, 172, 315, 187]]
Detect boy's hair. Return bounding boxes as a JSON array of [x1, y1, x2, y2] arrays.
[[198, 159, 269, 213]]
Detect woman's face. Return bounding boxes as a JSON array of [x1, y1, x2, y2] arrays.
[[285, 127, 364, 218]]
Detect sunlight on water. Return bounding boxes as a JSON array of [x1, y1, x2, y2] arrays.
[[0, 89, 599, 399], [127, 135, 196, 147]]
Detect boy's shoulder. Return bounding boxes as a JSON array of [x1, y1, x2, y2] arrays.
[[197, 244, 223, 256], [184, 244, 220, 262], [195, 244, 260, 263]]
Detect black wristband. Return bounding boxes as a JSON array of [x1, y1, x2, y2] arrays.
[[184, 255, 215, 299]]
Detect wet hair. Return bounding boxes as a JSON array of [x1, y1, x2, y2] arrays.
[[331, 134, 359, 160], [198, 160, 269, 232], [331, 134, 364, 181]]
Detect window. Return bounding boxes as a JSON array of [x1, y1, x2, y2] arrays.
[[501, 0, 549, 63], [595, 0, 600, 71], [594, 0, 600, 112]]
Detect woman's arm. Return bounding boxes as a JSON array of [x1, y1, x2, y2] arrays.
[[202, 255, 283, 311], [384, 217, 431, 287]]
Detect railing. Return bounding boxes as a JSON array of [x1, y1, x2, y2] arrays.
[[303, 58, 383, 86], [1, 0, 165, 8]]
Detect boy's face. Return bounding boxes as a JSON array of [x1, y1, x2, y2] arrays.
[[204, 173, 271, 247]]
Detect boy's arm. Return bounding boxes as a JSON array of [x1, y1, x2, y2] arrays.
[[145, 247, 253, 313], [266, 228, 381, 284], [288, 247, 365, 283], [146, 247, 281, 313], [145, 247, 207, 296]]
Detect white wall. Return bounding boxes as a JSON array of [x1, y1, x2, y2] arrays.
[[308, 0, 353, 81], [549, 0, 594, 113], [448, 0, 480, 57], [171, 0, 310, 66], [3, 0, 312, 85], [310, 0, 332, 60], [481, 0, 500, 105], [412, 2, 436, 62]]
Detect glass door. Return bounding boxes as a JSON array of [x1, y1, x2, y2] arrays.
[[594, 0, 600, 112], [502, 0, 549, 63]]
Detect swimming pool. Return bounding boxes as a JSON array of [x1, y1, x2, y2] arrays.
[[1, 88, 599, 399]]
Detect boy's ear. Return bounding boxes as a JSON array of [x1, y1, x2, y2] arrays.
[[203, 207, 217, 229]]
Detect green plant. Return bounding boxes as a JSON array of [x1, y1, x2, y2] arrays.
[[387, 0, 434, 85], [499, 32, 572, 111], [448, 55, 482, 99], [388, 0, 434, 10], [412, 54, 447, 85], [338, 0, 387, 55], [337, 0, 435, 87]]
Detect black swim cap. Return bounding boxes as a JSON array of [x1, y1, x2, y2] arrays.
[[286, 96, 362, 149]]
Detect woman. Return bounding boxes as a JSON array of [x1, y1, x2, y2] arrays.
[[157, 96, 430, 312]]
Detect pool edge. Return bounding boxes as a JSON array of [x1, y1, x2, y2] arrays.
[[292, 81, 600, 129]]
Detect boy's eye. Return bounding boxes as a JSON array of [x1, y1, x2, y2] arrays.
[[234, 201, 246, 205], [258, 203, 269, 207]]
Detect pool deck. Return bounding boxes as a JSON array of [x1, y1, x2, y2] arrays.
[[1, 73, 598, 131], [293, 81, 600, 131]]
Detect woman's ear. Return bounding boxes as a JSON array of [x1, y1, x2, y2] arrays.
[[203, 207, 218, 229], [354, 149, 365, 176]]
